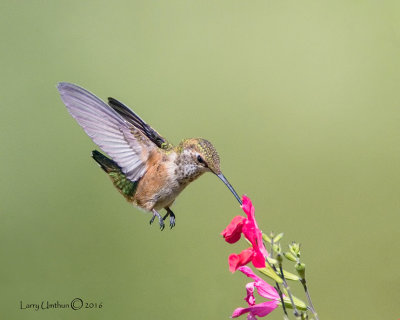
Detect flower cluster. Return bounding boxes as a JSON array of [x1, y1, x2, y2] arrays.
[[232, 266, 281, 319], [221, 195, 279, 319], [221, 195, 268, 272]]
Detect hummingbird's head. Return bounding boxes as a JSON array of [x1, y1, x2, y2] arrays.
[[178, 138, 242, 205], [179, 138, 221, 174]]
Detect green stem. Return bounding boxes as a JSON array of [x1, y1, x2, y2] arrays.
[[279, 263, 301, 319], [275, 283, 289, 318], [265, 256, 301, 319], [270, 238, 289, 318], [300, 279, 319, 320]]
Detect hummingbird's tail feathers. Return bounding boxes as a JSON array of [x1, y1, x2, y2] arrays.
[[108, 97, 173, 151], [92, 150, 139, 200], [92, 150, 119, 173]]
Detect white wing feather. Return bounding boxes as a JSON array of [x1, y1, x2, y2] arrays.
[[57, 82, 154, 181]]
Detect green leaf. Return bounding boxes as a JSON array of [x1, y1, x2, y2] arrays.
[[257, 265, 283, 284], [284, 252, 297, 262], [275, 268, 300, 281], [266, 257, 278, 265], [262, 233, 271, 243], [273, 232, 284, 243], [282, 295, 307, 311]]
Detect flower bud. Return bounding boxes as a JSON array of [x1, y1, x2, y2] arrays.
[[272, 244, 281, 254], [289, 242, 301, 257], [295, 262, 306, 279], [273, 232, 284, 243], [284, 251, 297, 262], [276, 252, 283, 264]]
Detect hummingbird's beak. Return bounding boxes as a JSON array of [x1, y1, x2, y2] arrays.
[[217, 173, 242, 205]]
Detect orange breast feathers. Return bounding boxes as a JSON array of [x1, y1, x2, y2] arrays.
[[133, 150, 170, 210]]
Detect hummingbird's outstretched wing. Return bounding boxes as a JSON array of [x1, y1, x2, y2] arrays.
[[107, 97, 173, 151], [57, 82, 155, 182]]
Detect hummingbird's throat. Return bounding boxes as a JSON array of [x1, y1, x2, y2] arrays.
[[176, 164, 205, 185], [174, 151, 208, 185]]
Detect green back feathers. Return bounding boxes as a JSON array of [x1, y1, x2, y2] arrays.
[[108, 171, 138, 199], [92, 150, 138, 200], [160, 141, 174, 151]]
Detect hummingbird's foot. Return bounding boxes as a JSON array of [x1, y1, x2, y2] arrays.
[[163, 207, 176, 229], [169, 214, 176, 229], [150, 209, 165, 231]]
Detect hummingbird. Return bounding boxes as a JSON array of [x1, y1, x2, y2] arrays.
[[57, 82, 241, 230]]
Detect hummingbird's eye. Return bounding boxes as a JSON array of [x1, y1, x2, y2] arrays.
[[197, 155, 205, 164]]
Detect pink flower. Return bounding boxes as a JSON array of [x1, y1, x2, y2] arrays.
[[221, 195, 268, 272], [241, 196, 268, 260], [221, 216, 246, 244], [231, 266, 280, 319], [228, 248, 254, 273]]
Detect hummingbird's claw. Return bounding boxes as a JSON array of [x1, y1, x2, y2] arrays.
[[163, 207, 176, 229], [151, 209, 165, 231], [169, 215, 176, 229]]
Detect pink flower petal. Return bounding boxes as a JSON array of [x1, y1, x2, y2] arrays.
[[228, 248, 254, 272], [221, 216, 246, 244], [246, 314, 257, 320], [238, 266, 280, 301], [242, 222, 267, 268], [231, 307, 249, 318], [255, 230, 269, 259], [231, 301, 278, 318], [241, 198, 268, 267], [241, 195, 252, 214], [241, 195, 255, 222], [245, 282, 255, 306], [239, 266, 265, 283], [254, 281, 281, 301], [242, 220, 258, 244], [251, 249, 266, 268]]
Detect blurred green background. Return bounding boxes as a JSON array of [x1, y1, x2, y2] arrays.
[[1, 1, 399, 319]]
